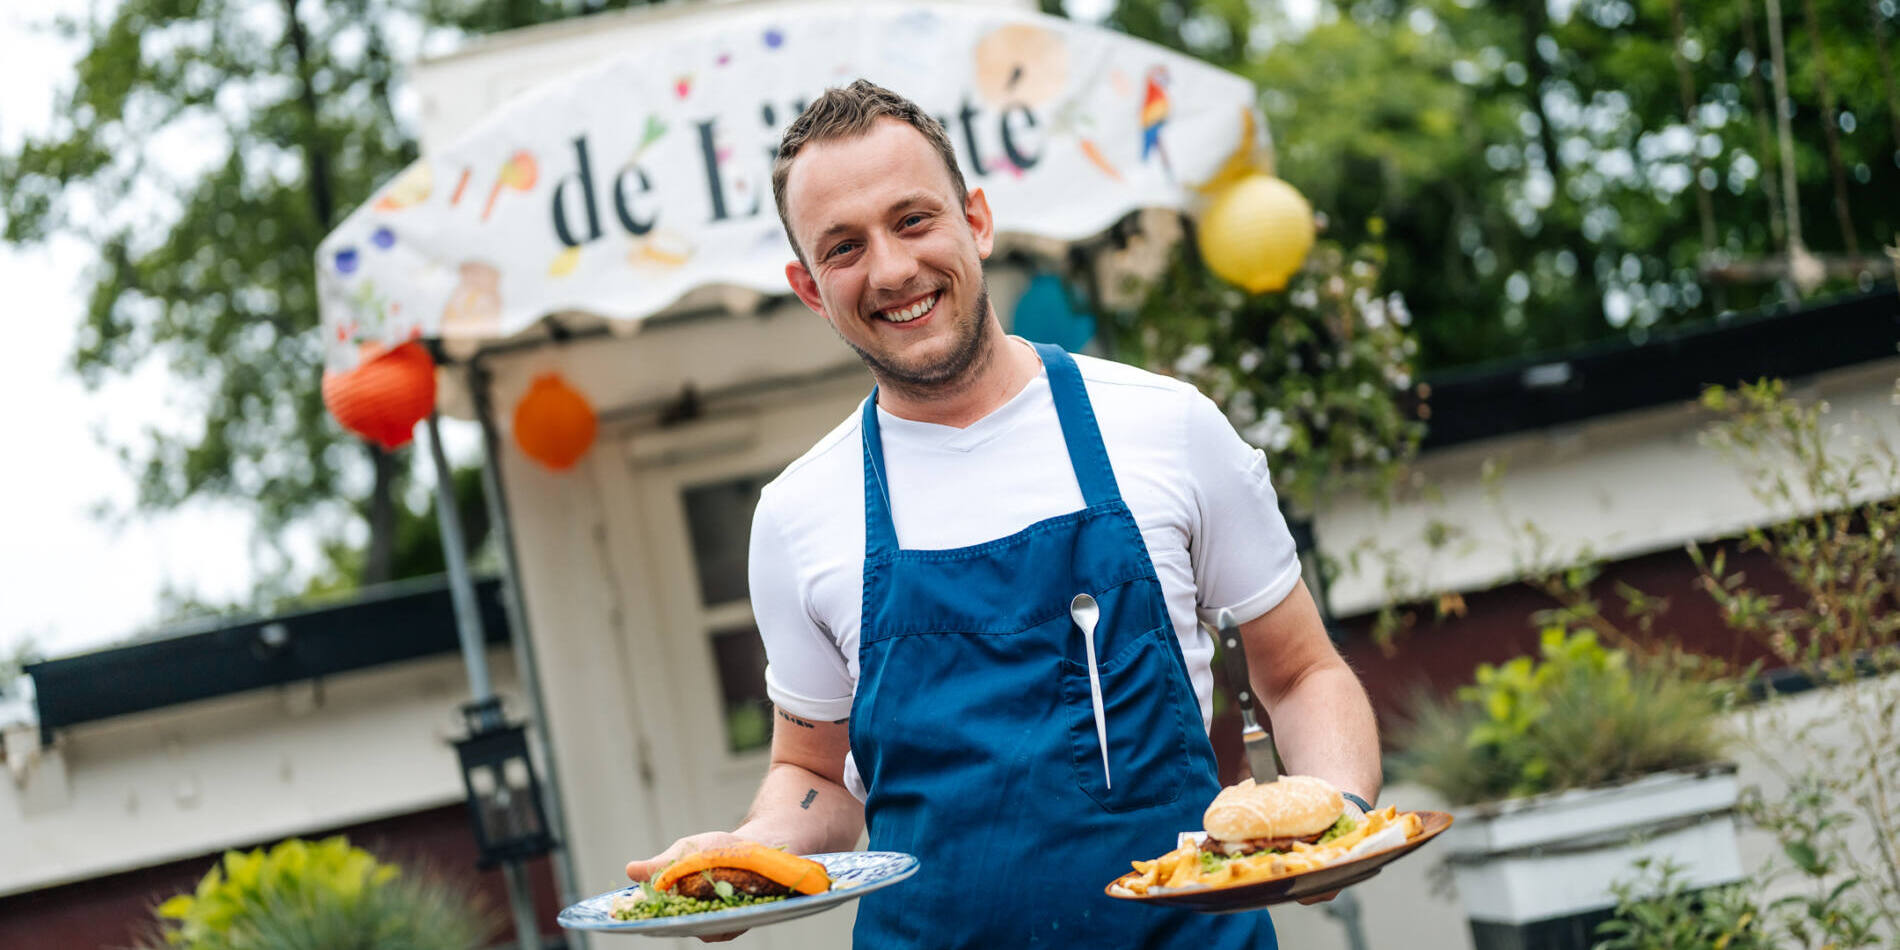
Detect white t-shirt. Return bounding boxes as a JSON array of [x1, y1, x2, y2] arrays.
[[749, 345, 1302, 734]]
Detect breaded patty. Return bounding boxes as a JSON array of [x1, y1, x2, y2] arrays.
[[672, 867, 793, 899]]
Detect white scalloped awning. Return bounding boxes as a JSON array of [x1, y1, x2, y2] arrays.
[[316, 1, 1262, 372]]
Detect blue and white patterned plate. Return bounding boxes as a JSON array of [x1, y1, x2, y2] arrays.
[[557, 850, 920, 937]]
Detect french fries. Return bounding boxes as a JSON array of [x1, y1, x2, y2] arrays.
[[1115, 807, 1424, 895]]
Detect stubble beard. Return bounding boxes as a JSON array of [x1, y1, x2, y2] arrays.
[[844, 280, 995, 402]]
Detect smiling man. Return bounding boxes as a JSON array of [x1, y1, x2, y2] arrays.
[[626, 79, 1382, 948], [778, 99, 1016, 426]]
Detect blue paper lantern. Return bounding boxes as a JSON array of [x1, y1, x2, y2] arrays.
[[1012, 273, 1095, 353]]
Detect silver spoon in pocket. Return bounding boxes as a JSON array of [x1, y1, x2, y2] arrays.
[[1070, 593, 1112, 790]]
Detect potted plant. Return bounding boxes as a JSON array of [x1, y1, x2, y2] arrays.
[[1393, 627, 1743, 950]]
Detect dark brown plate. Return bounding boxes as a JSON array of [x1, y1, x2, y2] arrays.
[[1104, 811, 1454, 912]]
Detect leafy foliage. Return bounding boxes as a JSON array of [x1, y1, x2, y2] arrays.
[[141, 836, 494, 950], [294, 463, 494, 607], [1107, 236, 1425, 515], [1691, 377, 1900, 944], [0, 638, 44, 702], [1394, 628, 1731, 804], [3, 0, 421, 546], [1103, 0, 1898, 370], [1693, 378, 1900, 665], [1594, 739, 1898, 948], [0, 0, 646, 609], [1595, 858, 1773, 950], [1738, 776, 1891, 947], [1377, 376, 1899, 942], [9, 0, 1896, 620]]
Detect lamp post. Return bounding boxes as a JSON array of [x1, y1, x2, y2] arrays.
[[427, 411, 551, 950], [454, 697, 556, 950], [454, 697, 555, 868], [470, 360, 588, 948]]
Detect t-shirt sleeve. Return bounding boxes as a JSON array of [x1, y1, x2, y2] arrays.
[[1183, 390, 1304, 627], [751, 490, 856, 722]]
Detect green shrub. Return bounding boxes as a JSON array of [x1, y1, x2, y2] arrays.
[[1394, 628, 1732, 805], [1593, 858, 1772, 950], [141, 837, 494, 950]]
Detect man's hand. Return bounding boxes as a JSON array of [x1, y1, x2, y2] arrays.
[[1294, 796, 1368, 906], [624, 832, 761, 943], [623, 831, 755, 884], [619, 712, 862, 942]]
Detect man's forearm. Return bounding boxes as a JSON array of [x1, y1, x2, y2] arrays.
[[733, 760, 865, 854], [1239, 582, 1382, 805], [1268, 664, 1382, 805]]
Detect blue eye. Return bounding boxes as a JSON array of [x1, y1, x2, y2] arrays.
[[827, 241, 857, 259]]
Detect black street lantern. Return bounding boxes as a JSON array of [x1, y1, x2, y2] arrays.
[[454, 697, 556, 869]]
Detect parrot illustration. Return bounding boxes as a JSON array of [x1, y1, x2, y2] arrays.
[[1141, 65, 1172, 179]]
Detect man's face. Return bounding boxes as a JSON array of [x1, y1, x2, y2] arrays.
[[782, 118, 996, 393]]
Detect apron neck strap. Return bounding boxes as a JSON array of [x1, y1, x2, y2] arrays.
[[862, 390, 898, 557], [1034, 342, 1123, 509], [859, 343, 1125, 558]]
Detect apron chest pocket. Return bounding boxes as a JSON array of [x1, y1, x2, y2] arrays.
[[1059, 626, 1193, 812]]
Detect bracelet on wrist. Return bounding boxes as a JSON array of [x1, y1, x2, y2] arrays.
[[1341, 791, 1374, 813]]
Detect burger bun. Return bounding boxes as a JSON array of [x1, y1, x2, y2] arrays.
[[1202, 775, 1344, 842]]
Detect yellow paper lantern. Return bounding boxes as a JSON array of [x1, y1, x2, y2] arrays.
[[512, 373, 597, 471], [1197, 174, 1316, 294]]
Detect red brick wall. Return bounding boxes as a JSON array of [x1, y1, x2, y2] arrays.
[[1335, 541, 1793, 728], [1206, 541, 1797, 784]]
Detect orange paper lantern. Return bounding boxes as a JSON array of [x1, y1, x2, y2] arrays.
[[321, 341, 437, 450], [513, 373, 597, 471]]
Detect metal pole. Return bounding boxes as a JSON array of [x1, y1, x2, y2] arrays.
[[1321, 890, 1372, 950], [425, 412, 537, 950], [426, 412, 493, 700], [469, 361, 589, 949], [500, 861, 543, 950]]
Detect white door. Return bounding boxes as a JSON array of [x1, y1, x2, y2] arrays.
[[621, 378, 866, 949]]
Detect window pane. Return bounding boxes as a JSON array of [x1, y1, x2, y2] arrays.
[[682, 473, 774, 606], [710, 624, 771, 754]]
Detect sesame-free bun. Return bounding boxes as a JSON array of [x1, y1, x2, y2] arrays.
[[1202, 775, 1344, 842]]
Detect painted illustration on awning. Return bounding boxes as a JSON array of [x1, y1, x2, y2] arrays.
[[316, 2, 1264, 372]]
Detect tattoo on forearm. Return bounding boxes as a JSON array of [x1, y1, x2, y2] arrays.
[[799, 789, 818, 810], [777, 709, 816, 729]]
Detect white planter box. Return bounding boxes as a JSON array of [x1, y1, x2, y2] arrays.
[[1441, 764, 1744, 925]]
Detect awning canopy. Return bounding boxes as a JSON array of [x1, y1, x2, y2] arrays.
[[316, 1, 1264, 373]]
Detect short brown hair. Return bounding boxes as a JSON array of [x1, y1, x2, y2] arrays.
[[771, 79, 969, 263]]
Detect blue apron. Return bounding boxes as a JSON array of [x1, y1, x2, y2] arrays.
[[848, 343, 1274, 948]]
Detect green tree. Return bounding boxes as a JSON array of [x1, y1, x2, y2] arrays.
[[296, 463, 493, 605], [1106, 236, 1426, 517], [1097, 0, 1898, 371], [0, 0, 646, 611], [0, 637, 44, 701]]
